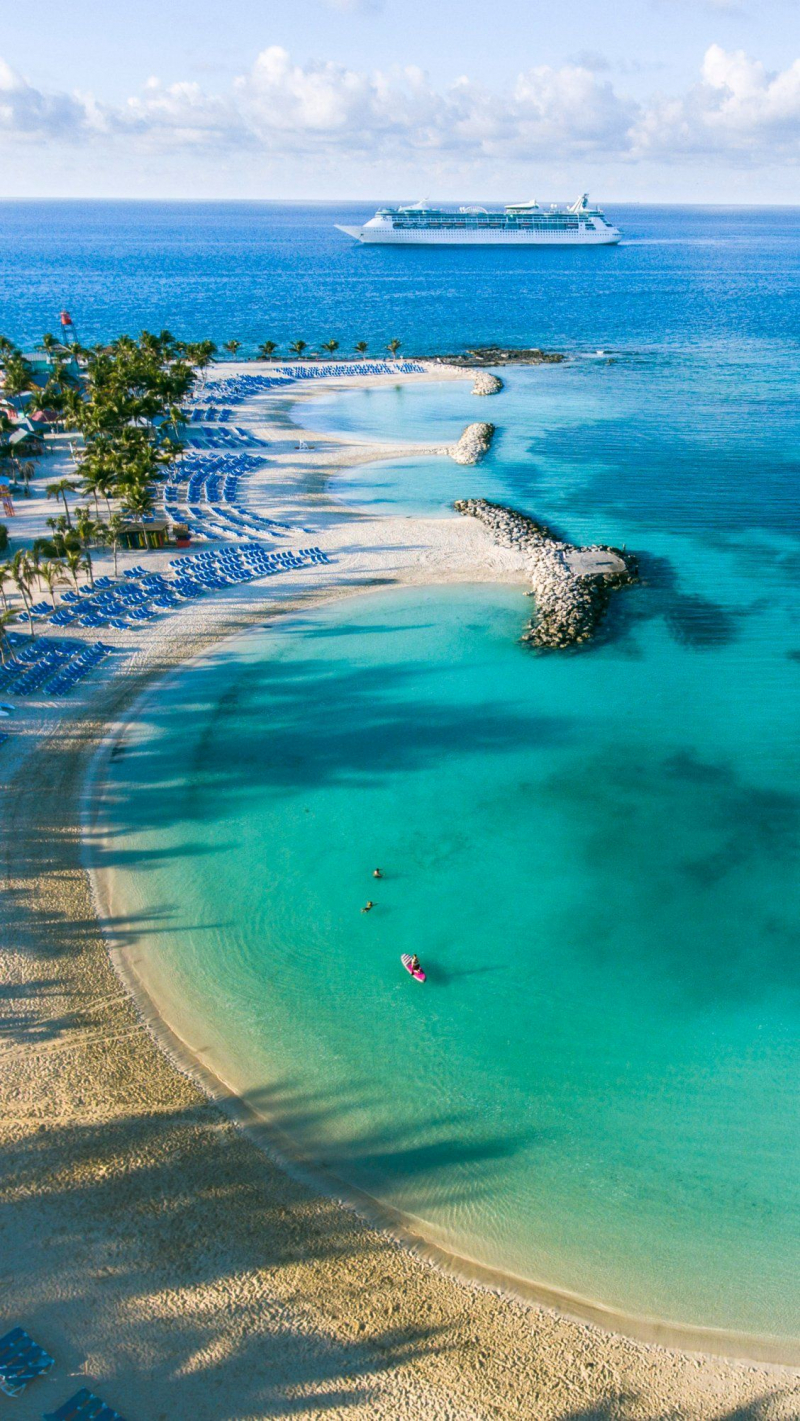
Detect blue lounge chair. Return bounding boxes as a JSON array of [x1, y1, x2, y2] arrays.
[[43, 1386, 127, 1421], [0, 1326, 54, 1397]]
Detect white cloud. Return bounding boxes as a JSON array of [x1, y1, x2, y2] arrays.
[[2, 44, 800, 171], [0, 58, 103, 138], [630, 45, 800, 158]]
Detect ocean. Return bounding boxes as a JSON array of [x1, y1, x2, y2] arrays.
[[15, 202, 798, 1349], [1, 200, 799, 354]]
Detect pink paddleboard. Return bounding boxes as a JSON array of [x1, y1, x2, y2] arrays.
[[401, 953, 426, 982]]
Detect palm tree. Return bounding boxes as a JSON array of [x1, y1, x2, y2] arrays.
[[0, 560, 13, 611], [11, 549, 35, 637], [0, 607, 18, 666], [98, 512, 127, 578], [354, 341, 368, 356], [321, 340, 339, 357], [121, 484, 154, 551], [80, 465, 115, 518], [40, 332, 58, 366], [288, 340, 308, 359], [74, 506, 100, 586], [65, 548, 83, 592], [387, 339, 402, 359], [20, 460, 34, 498], [2, 352, 33, 396], [46, 478, 79, 528], [41, 559, 67, 609], [258, 341, 278, 360], [28, 541, 44, 593], [224, 340, 241, 357]]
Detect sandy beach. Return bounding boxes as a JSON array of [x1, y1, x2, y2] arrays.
[[2, 364, 799, 1420]]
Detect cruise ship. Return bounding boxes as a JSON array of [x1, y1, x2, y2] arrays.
[[337, 195, 620, 246]]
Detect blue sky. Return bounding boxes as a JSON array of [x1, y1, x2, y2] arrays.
[[2, 0, 800, 200]]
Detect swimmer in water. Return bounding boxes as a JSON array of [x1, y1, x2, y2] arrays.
[[362, 900, 375, 913], [373, 868, 383, 879]]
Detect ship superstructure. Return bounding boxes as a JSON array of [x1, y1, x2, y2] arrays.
[[337, 195, 620, 246]]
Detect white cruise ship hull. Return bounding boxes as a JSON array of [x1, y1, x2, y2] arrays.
[[336, 224, 621, 246]]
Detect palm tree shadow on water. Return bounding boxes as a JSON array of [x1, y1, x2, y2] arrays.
[[91, 645, 575, 854]]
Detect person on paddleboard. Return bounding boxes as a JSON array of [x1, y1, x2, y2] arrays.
[[409, 954, 422, 975]]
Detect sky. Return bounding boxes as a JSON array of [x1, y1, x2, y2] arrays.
[[1, 0, 800, 201]]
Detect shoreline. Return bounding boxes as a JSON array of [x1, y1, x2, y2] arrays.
[[83, 594, 799, 1368], [2, 364, 799, 1417]]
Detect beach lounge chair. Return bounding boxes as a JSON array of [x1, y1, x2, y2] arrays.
[[43, 1385, 127, 1421], [0, 1326, 55, 1396]]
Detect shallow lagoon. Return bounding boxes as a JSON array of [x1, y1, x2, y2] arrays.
[[101, 566, 800, 1344]]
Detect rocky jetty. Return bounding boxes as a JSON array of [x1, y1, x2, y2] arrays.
[[453, 498, 637, 649], [449, 423, 495, 464], [435, 347, 565, 367], [472, 371, 503, 396]]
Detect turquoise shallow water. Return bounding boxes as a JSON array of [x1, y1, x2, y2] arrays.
[[99, 556, 800, 1342]]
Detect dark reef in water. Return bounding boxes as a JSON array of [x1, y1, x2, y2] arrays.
[[454, 498, 638, 650], [434, 347, 565, 367]]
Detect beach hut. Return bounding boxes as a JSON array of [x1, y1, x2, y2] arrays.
[[8, 428, 44, 457], [117, 517, 172, 551]]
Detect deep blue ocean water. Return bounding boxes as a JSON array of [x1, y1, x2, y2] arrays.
[[19, 202, 797, 1345], [1, 201, 799, 354]]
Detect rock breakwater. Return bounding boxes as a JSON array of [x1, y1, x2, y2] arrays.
[[454, 498, 637, 649], [472, 372, 504, 396], [450, 423, 495, 464]]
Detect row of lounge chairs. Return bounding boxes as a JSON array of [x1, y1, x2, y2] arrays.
[[205, 360, 425, 404], [183, 425, 262, 451], [167, 542, 330, 592], [12, 545, 331, 653], [161, 452, 290, 542], [0, 1325, 125, 1418], [0, 633, 112, 698], [187, 406, 233, 422]]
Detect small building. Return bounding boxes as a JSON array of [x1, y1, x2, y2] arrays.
[[29, 409, 62, 432], [8, 428, 44, 456], [118, 517, 172, 551]]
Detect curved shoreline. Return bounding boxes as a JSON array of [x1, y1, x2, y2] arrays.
[[82, 601, 800, 1368], [2, 365, 798, 1416]]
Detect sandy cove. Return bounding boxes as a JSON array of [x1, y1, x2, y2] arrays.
[[1, 366, 798, 1421]]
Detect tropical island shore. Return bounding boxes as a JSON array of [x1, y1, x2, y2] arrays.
[[1, 359, 798, 1420]]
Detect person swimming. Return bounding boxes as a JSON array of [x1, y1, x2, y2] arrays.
[[362, 900, 375, 913], [372, 868, 383, 879]]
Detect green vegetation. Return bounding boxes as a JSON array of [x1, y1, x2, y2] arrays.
[[0, 328, 215, 633]]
